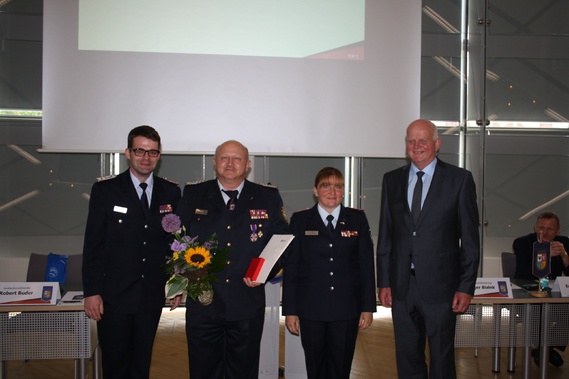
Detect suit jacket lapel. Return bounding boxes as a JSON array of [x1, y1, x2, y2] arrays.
[[149, 175, 161, 214], [309, 204, 343, 238], [210, 179, 253, 217], [417, 159, 447, 224], [206, 180, 226, 210], [148, 175, 174, 216], [233, 180, 252, 217], [337, 205, 349, 232], [118, 170, 145, 216], [401, 165, 415, 227], [307, 205, 329, 237]]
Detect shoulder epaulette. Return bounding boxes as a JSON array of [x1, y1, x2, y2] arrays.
[[345, 207, 366, 213], [96, 175, 116, 182], [292, 208, 310, 215], [281, 206, 288, 223], [159, 177, 179, 185], [259, 182, 278, 188], [185, 180, 206, 186]]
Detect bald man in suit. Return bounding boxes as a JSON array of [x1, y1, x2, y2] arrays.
[[377, 119, 480, 379]]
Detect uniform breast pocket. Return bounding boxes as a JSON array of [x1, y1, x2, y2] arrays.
[[188, 213, 220, 235], [109, 211, 138, 234]]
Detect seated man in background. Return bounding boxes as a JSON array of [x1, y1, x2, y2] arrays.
[[513, 211, 569, 367]]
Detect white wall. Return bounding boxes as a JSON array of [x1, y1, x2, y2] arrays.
[[0, 257, 29, 281]]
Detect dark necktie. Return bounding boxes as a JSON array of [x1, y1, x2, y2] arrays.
[[139, 182, 150, 215], [326, 214, 335, 235], [223, 190, 238, 210], [411, 171, 424, 224]]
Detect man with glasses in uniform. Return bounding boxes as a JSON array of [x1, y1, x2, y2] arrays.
[[83, 125, 181, 379]]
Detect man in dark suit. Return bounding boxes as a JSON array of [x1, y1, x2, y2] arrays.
[[282, 166, 376, 379], [82, 125, 181, 379], [377, 119, 480, 379], [513, 211, 569, 367], [513, 211, 569, 281], [176, 140, 290, 379]]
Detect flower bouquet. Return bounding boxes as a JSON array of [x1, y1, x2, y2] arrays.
[[161, 214, 228, 305]]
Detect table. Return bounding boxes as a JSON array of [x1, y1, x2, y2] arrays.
[[456, 288, 569, 379], [537, 296, 569, 379], [0, 303, 100, 379]]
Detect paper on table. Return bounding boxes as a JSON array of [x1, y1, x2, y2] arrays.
[[59, 291, 84, 305], [246, 234, 294, 283]]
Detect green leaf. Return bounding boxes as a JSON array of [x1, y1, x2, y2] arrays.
[[209, 248, 229, 272], [165, 274, 188, 299]]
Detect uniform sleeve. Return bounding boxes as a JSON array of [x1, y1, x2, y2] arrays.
[[561, 238, 569, 277], [456, 170, 481, 295], [357, 211, 377, 312], [282, 213, 301, 315], [177, 184, 193, 232], [376, 174, 392, 289], [266, 188, 291, 279], [82, 182, 107, 297]]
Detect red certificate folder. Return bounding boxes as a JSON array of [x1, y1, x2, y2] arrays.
[[245, 258, 265, 281], [245, 234, 294, 283]]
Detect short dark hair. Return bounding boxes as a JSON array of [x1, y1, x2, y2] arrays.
[[536, 211, 560, 229], [314, 167, 344, 188], [127, 125, 161, 150]]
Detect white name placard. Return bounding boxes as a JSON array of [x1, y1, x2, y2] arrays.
[[552, 277, 569, 297], [474, 278, 513, 299], [0, 282, 60, 305]]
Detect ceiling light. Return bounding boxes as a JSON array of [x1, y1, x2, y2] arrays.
[[486, 70, 500, 82], [8, 144, 42, 165], [0, 190, 40, 213], [544, 108, 569, 122], [519, 189, 569, 221], [423, 6, 460, 34], [432, 56, 465, 82]]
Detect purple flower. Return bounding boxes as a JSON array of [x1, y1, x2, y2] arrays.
[[171, 240, 187, 252], [162, 214, 181, 233], [182, 235, 197, 245]]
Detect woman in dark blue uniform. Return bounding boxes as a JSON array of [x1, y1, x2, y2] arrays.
[[282, 167, 376, 379]]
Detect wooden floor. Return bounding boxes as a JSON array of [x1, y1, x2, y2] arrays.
[[4, 307, 568, 378]]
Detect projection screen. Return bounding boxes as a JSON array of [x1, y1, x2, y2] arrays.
[[42, 0, 420, 157]]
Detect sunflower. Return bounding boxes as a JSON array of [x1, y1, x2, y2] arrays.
[[184, 246, 212, 269]]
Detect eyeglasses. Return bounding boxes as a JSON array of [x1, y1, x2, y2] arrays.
[[129, 148, 161, 157], [319, 184, 344, 191]]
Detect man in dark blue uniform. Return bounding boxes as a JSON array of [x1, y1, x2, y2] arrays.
[[82, 125, 181, 379], [176, 140, 290, 379]]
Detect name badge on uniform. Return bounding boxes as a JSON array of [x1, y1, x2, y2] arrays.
[[195, 209, 208, 215], [113, 206, 127, 214], [305, 230, 319, 236]]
